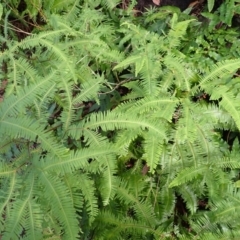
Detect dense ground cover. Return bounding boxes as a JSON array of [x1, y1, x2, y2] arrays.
[[1, 0, 240, 239]]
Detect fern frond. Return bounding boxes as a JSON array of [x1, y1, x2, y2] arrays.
[[38, 171, 79, 239], [25, 200, 43, 240], [97, 211, 159, 238], [0, 117, 68, 159], [168, 14, 194, 48], [41, 145, 117, 174], [113, 54, 143, 73], [102, 0, 121, 9], [164, 55, 191, 92], [99, 156, 118, 206], [117, 185, 156, 227], [34, 84, 56, 120], [138, 57, 161, 96], [73, 74, 105, 104], [142, 135, 162, 173], [113, 129, 144, 159], [6, 33, 78, 83], [2, 174, 36, 240], [78, 128, 108, 147], [0, 160, 15, 177], [77, 173, 98, 223], [0, 70, 57, 119], [169, 165, 208, 188], [117, 96, 178, 122], [216, 158, 240, 169], [199, 59, 240, 89], [158, 187, 176, 219], [63, 0, 80, 23], [180, 185, 197, 214], [57, 76, 75, 130], [82, 111, 167, 140], [0, 173, 17, 225], [3, 199, 29, 240], [219, 89, 240, 129]]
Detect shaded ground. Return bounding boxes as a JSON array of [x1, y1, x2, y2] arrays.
[[136, 0, 195, 11]]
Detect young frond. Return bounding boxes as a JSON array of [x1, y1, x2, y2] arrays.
[[168, 14, 194, 48]]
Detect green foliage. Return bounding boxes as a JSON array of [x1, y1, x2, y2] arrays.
[[1, 0, 240, 239], [202, 0, 240, 27]]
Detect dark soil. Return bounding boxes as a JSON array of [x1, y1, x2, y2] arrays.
[[136, 0, 196, 11]]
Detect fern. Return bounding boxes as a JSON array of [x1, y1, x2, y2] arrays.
[[1, 1, 240, 239]]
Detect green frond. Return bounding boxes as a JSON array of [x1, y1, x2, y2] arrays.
[[200, 59, 240, 89], [173, 100, 198, 144], [101, 0, 121, 9], [63, 173, 83, 211], [169, 165, 208, 188], [158, 187, 176, 219], [219, 89, 240, 129], [73, 74, 105, 104], [57, 77, 75, 130], [6, 33, 78, 83], [142, 135, 163, 173], [138, 58, 161, 96], [2, 174, 36, 240], [179, 185, 197, 214], [63, 0, 80, 23], [0, 117, 68, 159], [168, 14, 194, 48], [11, 57, 38, 83], [0, 71, 57, 119], [41, 145, 117, 174], [212, 186, 240, 221], [96, 211, 160, 239], [0, 160, 15, 177], [25, 200, 43, 240], [38, 171, 79, 239], [116, 126, 143, 144], [1, 1, 240, 239], [77, 173, 98, 223], [164, 55, 191, 92], [69, 127, 108, 147], [2, 199, 29, 240], [216, 158, 240, 169], [116, 186, 156, 227], [8, 55, 23, 91], [113, 55, 143, 73], [82, 111, 167, 140], [99, 156, 118, 206], [117, 96, 178, 122], [34, 84, 57, 120], [0, 173, 17, 224], [119, 81, 146, 99]]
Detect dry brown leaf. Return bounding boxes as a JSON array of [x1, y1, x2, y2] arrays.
[[141, 164, 150, 175], [152, 0, 161, 6]]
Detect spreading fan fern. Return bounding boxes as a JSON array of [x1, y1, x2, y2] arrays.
[[1, 0, 240, 239]]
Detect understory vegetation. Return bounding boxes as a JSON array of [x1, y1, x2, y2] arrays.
[[1, 0, 240, 239]]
